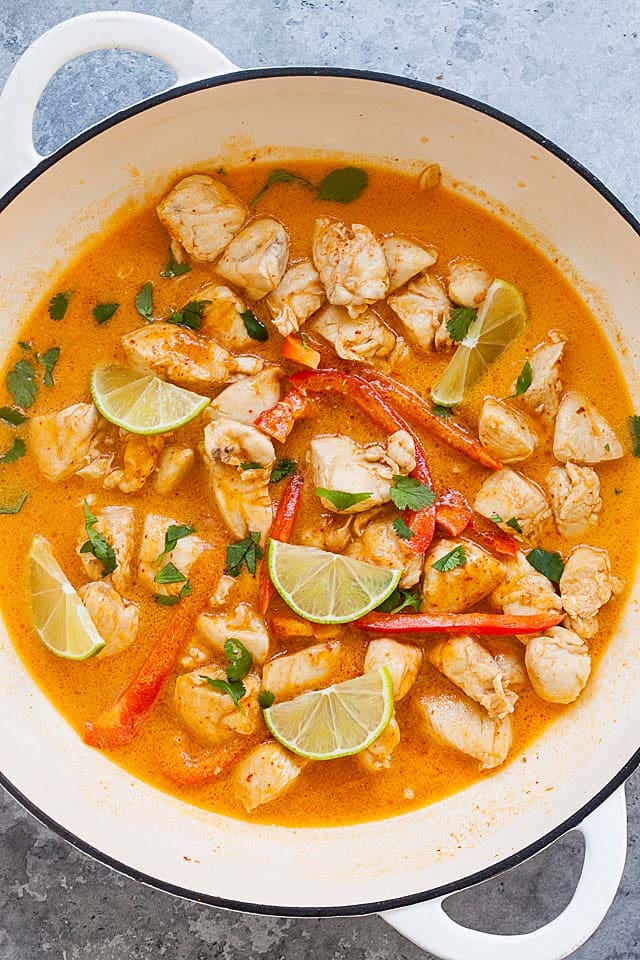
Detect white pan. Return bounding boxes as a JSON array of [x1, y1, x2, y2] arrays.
[[0, 13, 638, 960]]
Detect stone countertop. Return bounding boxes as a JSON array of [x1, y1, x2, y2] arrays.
[[1, 1, 639, 957]]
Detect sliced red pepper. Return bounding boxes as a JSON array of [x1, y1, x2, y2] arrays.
[[435, 489, 473, 537], [258, 473, 304, 614], [161, 739, 248, 786], [358, 610, 564, 636], [467, 518, 519, 556], [363, 370, 503, 471], [254, 387, 311, 442], [281, 333, 321, 368]]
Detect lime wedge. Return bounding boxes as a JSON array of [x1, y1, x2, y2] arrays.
[[28, 535, 105, 660], [90, 365, 210, 435], [264, 666, 394, 760], [431, 279, 527, 406], [267, 540, 401, 624]]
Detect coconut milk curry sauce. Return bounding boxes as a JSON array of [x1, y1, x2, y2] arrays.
[[1, 160, 638, 826]]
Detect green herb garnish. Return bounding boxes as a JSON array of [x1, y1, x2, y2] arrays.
[[38, 347, 60, 387], [154, 562, 187, 585], [160, 247, 191, 278], [0, 438, 26, 464], [376, 587, 422, 614], [168, 299, 211, 330], [432, 404, 452, 419], [490, 512, 503, 524], [250, 168, 316, 205], [432, 545, 467, 572], [160, 523, 196, 558], [506, 516, 523, 534], [526, 548, 564, 583], [240, 461, 262, 471], [6, 359, 38, 409], [317, 166, 369, 203], [447, 307, 477, 342], [224, 638, 253, 682], [200, 675, 246, 707], [48, 292, 72, 321], [512, 360, 532, 398], [79, 500, 117, 577], [135, 282, 154, 321], [389, 476, 436, 511], [240, 309, 269, 342], [154, 582, 191, 605], [226, 531, 263, 577], [0, 406, 27, 425], [258, 690, 275, 709], [392, 517, 415, 540], [0, 491, 28, 514], [93, 302, 120, 325], [315, 488, 372, 510], [270, 458, 297, 483]]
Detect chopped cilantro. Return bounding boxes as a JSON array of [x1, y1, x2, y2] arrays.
[[490, 512, 503, 524], [315, 488, 372, 510], [432, 404, 452, 419], [38, 347, 60, 387], [93, 302, 120, 325], [392, 516, 415, 540], [270, 458, 297, 483], [512, 360, 532, 397], [506, 516, 523, 534], [389, 476, 436, 511], [160, 523, 195, 557], [240, 461, 263, 471], [0, 406, 27, 426], [250, 168, 316, 205], [432, 544, 467, 572], [526, 548, 564, 583], [630, 415, 640, 457], [135, 282, 154, 321], [224, 638, 253, 682], [0, 438, 26, 464], [226, 531, 263, 577], [200, 675, 246, 707], [0, 491, 28, 514], [48, 291, 72, 321], [168, 299, 211, 330], [318, 166, 368, 203], [79, 500, 116, 577], [258, 690, 275, 709], [376, 587, 421, 614], [447, 306, 477, 342], [160, 247, 191, 278], [240, 309, 269, 342], [7, 359, 38, 409], [154, 562, 187, 585]]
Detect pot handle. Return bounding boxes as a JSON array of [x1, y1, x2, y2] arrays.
[[381, 785, 627, 960], [0, 11, 238, 192]]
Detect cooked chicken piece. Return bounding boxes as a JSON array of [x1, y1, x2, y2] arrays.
[[309, 304, 402, 369], [156, 174, 247, 261], [299, 514, 354, 553], [201, 419, 275, 543], [262, 642, 342, 700], [310, 431, 416, 514], [474, 468, 551, 540], [77, 504, 135, 594], [380, 237, 437, 293], [75, 422, 118, 484], [234, 740, 306, 812], [104, 434, 164, 494], [265, 260, 325, 336], [416, 693, 512, 770], [546, 462, 601, 537], [122, 323, 263, 389], [388, 274, 452, 352], [493, 648, 528, 690], [78, 581, 139, 658], [560, 545, 622, 639], [447, 259, 492, 307], [138, 514, 209, 598], [422, 539, 504, 614], [196, 602, 270, 665], [216, 219, 289, 299], [524, 626, 591, 704], [208, 574, 236, 608], [477, 398, 537, 464], [312, 217, 389, 318], [363, 639, 423, 700], [197, 283, 255, 351], [553, 391, 623, 464], [174, 666, 261, 746], [346, 517, 422, 588], [154, 444, 195, 495], [519, 332, 566, 423], [207, 368, 283, 427], [359, 716, 401, 771], [30, 403, 99, 481], [429, 636, 517, 720], [492, 550, 563, 618]]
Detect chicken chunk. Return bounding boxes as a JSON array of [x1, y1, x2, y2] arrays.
[[30, 403, 99, 481], [77, 504, 135, 594], [346, 517, 422, 588], [363, 639, 423, 700], [196, 602, 270, 665], [196, 284, 255, 351], [265, 259, 325, 336], [201, 418, 275, 543], [546, 462, 601, 537], [388, 274, 452, 352], [474, 468, 551, 540], [207, 367, 283, 427], [312, 217, 389, 318], [156, 174, 247, 261], [477, 398, 537, 464], [447, 258, 492, 307], [429, 636, 517, 720], [493, 648, 528, 690], [310, 431, 416, 514], [174, 666, 261, 746], [553, 392, 623, 464], [104, 433, 164, 494], [154, 444, 195, 495], [492, 550, 563, 618], [309, 304, 402, 369], [78, 581, 139, 658], [234, 741, 306, 812], [519, 332, 566, 423], [216, 219, 289, 299], [559, 545, 622, 639], [138, 514, 209, 598], [422, 539, 504, 614], [299, 513, 354, 553], [262, 642, 343, 700], [380, 237, 437, 293], [359, 716, 401, 772], [122, 323, 263, 389], [416, 693, 512, 770], [524, 626, 591, 704]]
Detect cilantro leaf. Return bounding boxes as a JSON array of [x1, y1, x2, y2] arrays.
[[432, 544, 467, 572], [630, 415, 640, 457], [512, 360, 532, 398], [318, 166, 368, 203], [447, 307, 477, 342], [160, 247, 191, 278], [154, 562, 187, 585], [506, 516, 523, 534], [389, 476, 436, 511], [0, 491, 28, 514], [18, 342, 32, 352], [38, 347, 60, 387], [0, 438, 26, 464], [224, 638, 253, 682], [7, 359, 38, 409], [240, 309, 269, 342], [392, 516, 415, 540], [258, 690, 275, 709], [490, 512, 503, 524], [226, 531, 263, 577], [200, 675, 246, 708], [160, 523, 196, 557], [526, 548, 564, 583], [93, 302, 120, 325], [135, 282, 154, 321], [376, 587, 422, 614], [0, 406, 27, 425], [315, 488, 372, 510], [48, 292, 71, 321], [154, 581, 191, 605], [250, 168, 316, 205], [80, 500, 116, 576], [168, 299, 211, 330], [270, 458, 297, 483], [432, 404, 452, 419], [240, 461, 262, 471]]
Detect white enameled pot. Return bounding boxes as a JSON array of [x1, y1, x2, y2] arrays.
[[0, 13, 639, 960]]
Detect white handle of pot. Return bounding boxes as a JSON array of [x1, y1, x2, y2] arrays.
[[0, 11, 238, 193], [382, 785, 627, 960]]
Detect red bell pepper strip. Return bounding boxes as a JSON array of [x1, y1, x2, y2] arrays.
[[258, 473, 304, 614], [281, 333, 322, 369], [161, 739, 248, 786], [435, 489, 473, 537], [254, 387, 311, 442], [289, 368, 436, 553], [357, 610, 564, 636], [467, 518, 519, 556], [363, 370, 503, 471], [84, 558, 213, 749]]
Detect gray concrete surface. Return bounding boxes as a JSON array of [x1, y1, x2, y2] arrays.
[[1, 0, 640, 957]]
